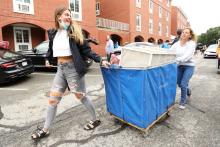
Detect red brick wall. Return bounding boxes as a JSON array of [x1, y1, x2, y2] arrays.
[[0, 0, 100, 52], [97, 29, 130, 56], [171, 7, 178, 36], [98, 0, 130, 23], [2, 26, 14, 49], [171, 6, 189, 36], [0, 0, 180, 54], [98, 0, 171, 42], [80, 0, 98, 41], [31, 28, 45, 48], [0, 0, 61, 29]]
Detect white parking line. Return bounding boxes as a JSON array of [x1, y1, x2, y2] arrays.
[[32, 73, 55, 76], [0, 88, 28, 91], [32, 72, 102, 77]]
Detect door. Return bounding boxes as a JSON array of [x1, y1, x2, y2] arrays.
[[14, 27, 32, 51]]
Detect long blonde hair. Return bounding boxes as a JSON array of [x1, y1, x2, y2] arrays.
[[54, 6, 84, 45], [184, 27, 196, 42]]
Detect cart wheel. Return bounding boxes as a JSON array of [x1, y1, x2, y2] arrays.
[[113, 118, 125, 126], [157, 113, 170, 123]]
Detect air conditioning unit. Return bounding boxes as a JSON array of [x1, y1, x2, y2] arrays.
[[18, 4, 30, 12], [136, 26, 141, 32], [96, 10, 100, 16], [19, 45, 28, 51], [71, 13, 81, 20]]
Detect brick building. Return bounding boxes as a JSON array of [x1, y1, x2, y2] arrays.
[[0, 0, 180, 56], [171, 6, 190, 36], [0, 0, 100, 53], [97, 0, 172, 50]]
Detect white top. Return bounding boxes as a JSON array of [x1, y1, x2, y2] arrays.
[[170, 40, 196, 66], [105, 39, 114, 54], [52, 30, 72, 57]]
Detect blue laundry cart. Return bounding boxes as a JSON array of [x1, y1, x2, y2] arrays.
[[101, 62, 177, 131]]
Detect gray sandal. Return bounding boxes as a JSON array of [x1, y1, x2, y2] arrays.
[[84, 120, 101, 130], [31, 127, 50, 139]]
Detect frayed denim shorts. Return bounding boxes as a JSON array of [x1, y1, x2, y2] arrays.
[[50, 61, 86, 95]]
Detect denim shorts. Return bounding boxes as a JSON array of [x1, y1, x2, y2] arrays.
[[50, 61, 86, 95]]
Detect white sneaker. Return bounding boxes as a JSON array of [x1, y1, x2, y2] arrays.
[[179, 105, 185, 110]]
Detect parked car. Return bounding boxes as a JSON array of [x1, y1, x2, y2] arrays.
[[204, 44, 218, 58], [0, 47, 34, 83], [21, 40, 94, 68], [20, 41, 57, 68]]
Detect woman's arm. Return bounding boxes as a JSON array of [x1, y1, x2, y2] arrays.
[[78, 40, 110, 67], [78, 39, 102, 63]]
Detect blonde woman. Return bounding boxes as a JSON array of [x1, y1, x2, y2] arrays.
[[31, 7, 109, 139], [170, 28, 196, 109]]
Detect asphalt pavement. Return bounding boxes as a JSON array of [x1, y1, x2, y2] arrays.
[[0, 54, 220, 147]]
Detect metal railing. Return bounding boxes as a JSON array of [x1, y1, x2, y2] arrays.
[[96, 17, 129, 31]]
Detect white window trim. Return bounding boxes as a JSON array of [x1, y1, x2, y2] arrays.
[[13, 0, 34, 14], [149, 0, 153, 14], [159, 6, 162, 18], [149, 19, 153, 34], [166, 25, 169, 37], [69, 0, 82, 21], [13, 27, 32, 52], [167, 0, 170, 7], [136, 0, 141, 8], [96, 2, 100, 16], [136, 14, 141, 32], [166, 11, 169, 21], [158, 22, 162, 36]]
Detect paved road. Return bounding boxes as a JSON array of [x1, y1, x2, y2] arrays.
[[0, 54, 220, 147]]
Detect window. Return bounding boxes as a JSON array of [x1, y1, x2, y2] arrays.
[[136, 0, 141, 8], [13, 0, 34, 14], [136, 14, 141, 32], [166, 11, 169, 21], [158, 22, 162, 36], [167, 0, 170, 7], [166, 25, 169, 37], [96, 2, 100, 16], [159, 6, 162, 18], [13, 27, 32, 51], [149, 18, 153, 34], [69, 0, 82, 21], [149, 0, 153, 14]]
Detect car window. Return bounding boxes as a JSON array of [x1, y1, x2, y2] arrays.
[[35, 41, 49, 52], [207, 44, 217, 51], [0, 49, 21, 60]]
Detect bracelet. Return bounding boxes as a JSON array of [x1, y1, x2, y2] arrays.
[[99, 58, 107, 66], [99, 58, 103, 66]]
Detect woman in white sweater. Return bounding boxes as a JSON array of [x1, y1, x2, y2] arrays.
[[170, 27, 196, 109]]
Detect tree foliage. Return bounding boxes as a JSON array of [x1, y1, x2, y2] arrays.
[[197, 26, 220, 46]]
